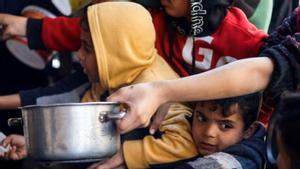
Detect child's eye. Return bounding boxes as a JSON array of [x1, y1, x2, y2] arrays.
[[197, 113, 206, 122], [220, 122, 233, 130]]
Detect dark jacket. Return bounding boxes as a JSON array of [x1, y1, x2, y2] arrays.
[[176, 123, 266, 169]]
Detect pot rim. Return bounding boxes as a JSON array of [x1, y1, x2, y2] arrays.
[[19, 102, 120, 109]]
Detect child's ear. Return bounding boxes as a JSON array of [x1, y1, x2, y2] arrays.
[[243, 121, 260, 139]]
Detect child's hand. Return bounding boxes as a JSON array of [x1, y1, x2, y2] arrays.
[[0, 134, 27, 160], [0, 14, 28, 40], [87, 149, 125, 169]]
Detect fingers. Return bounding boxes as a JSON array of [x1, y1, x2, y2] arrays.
[[10, 135, 25, 145], [87, 151, 124, 169], [108, 84, 154, 133], [0, 14, 27, 40], [107, 87, 130, 103], [149, 103, 171, 134], [0, 135, 26, 160], [116, 109, 150, 134]]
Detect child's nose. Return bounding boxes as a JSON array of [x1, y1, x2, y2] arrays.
[[204, 124, 218, 138]]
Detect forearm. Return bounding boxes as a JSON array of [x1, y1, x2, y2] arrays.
[[0, 94, 21, 110], [158, 57, 274, 103]]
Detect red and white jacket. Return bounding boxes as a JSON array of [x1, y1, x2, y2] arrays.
[[41, 7, 267, 76]]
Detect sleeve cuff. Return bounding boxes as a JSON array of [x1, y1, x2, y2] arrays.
[[27, 18, 46, 49], [19, 88, 43, 106]]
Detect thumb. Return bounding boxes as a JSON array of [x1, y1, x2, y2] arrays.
[[107, 89, 125, 102], [149, 103, 171, 135]]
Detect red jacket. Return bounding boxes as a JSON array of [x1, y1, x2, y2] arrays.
[[42, 16, 81, 52], [42, 8, 267, 76]]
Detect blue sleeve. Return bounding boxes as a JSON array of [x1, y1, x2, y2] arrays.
[[176, 124, 266, 169], [19, 70, 89, 106], [223, 124, 266, 169]]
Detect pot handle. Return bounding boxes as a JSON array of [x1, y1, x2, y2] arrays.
[[7, 118, 23, 127], [99, 111, 126, 123]]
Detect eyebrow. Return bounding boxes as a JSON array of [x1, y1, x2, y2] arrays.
[[217, 119, 235, 124]]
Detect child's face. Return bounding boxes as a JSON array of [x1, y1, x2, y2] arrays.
[[160, 0, 190, 18], [276, 131, 292, 169], [78, 29, 100, 82], [192, 101, 246, 155]]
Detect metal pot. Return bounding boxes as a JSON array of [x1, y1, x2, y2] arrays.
[[8, 102, 125, 162]]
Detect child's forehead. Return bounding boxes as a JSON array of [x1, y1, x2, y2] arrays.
[[195, 101, 241, 117]]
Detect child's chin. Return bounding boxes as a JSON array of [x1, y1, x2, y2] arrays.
[[198, 149, 215, 156]]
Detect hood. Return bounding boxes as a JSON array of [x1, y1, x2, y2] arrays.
[[87, 2, 156, 92]]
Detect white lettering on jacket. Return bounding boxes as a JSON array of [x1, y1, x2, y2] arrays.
[[183, 36, 237, 70]]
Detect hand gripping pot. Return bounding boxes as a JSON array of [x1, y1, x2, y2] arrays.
[[6, 5, 56, 70], [8, 102, 125, 162]]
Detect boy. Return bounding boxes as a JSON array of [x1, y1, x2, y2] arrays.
[[1, 2, 199, 168], [177, 93, 265, 169]]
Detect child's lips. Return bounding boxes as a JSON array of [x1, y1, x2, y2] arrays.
[[199, 142, 217, 152]]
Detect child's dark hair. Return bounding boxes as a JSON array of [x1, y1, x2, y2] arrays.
[[213, 92, 262, 130], [277, 92, 300, 169], [80, 4, 92, 32]]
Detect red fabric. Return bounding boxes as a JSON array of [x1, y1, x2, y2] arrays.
[[152, 7, 267, 77], [42, 17, 81, 52]]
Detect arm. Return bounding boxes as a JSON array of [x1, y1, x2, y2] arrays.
[[158, 57, 273, 102], [108, 57, 274, 133], [0, 94, 21, 110], [0, 14, 81, 52], [0, 14, 27, 40], [40, 17, 81, 52]]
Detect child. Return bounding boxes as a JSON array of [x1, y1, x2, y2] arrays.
[[176, 92, 265, 169], [2, 2, 199, 168]]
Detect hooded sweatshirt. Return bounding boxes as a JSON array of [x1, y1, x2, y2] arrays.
[[84, 2, 198, 168]]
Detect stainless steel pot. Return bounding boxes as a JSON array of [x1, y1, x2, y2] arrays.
[[8, 102, 125, 162]]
